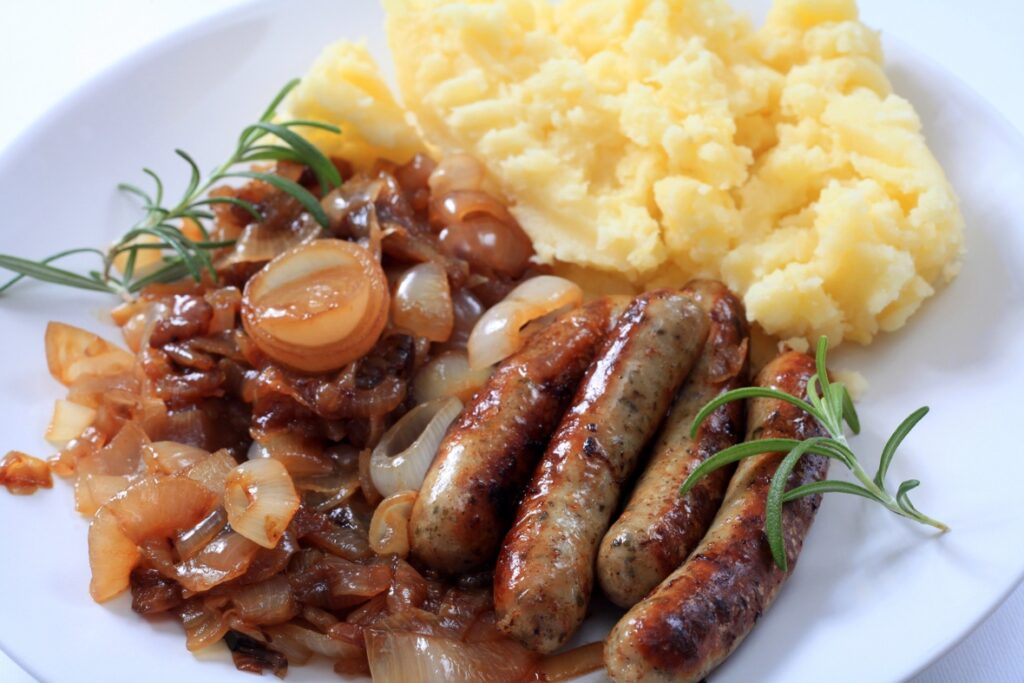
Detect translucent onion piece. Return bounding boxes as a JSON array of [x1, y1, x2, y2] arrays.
[[173, 507, 228, 561], [467, 275, 583, 369], [230, 575, 298, 625], [248, 431, 334, 477], [74, 473, 132, 516], [391, 263, 454, 342], [0, 451, 53, 495], [77, 422, 149, 477], [88, 506, 142, 602], [241, 239, 389, 373], [224, 459, 301, 549], [106, 476, 216, 545], [223, 212, 321, 267], [180, 599, 230, 652], [428, 153, 485, 196], [368, 490, 418, 558], [266, 623, 363, 660], [412, 350, 492, 403], [143, 441, 210, 475], [44, 399, 97, 448], [175, 529, 261, 593], [45, 321, 135, 387], [365, 629, 538, 683], [533, 642, 606, 682], [369, 397, 462, 498], [186, 449, 238, 498], [449, 288, 486, 349], [205, 287, 243, 335]]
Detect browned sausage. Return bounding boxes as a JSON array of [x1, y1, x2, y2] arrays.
[[597, 280, 749, 608], [409, 297, 624, 574], [495, 290, 709, 653], [604, 351, 829, 683]]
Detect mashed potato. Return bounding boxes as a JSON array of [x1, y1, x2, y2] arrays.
[[292, 0, 964, 346]]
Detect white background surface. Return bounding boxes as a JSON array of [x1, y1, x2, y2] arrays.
[[0, 1, 1021, 681]]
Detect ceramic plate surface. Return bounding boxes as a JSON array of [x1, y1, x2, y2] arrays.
[[1, 1, 1022, 681]]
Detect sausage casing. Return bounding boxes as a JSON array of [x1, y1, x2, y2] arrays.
[[604, 351, 828, 682], [597, 280, 749, 608], [409, 297, 621, 574], [495, 290, 709, 653]]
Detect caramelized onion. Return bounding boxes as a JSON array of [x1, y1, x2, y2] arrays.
[[173, 507, 228, 561], [266, 623, 363, 660], [143, 441, 210, 475], [242, 239, 390, 373], [365, 629, 538, 683], [412, 350, 491, 403], [248, 430, 334, 477], [230, 575, 298, 625], [368, 490, 417, 558], [428, 153, 485, 196], [180, 599, 230, 652], [0, 451, 53, 495], [74, 473, 132, 516], [88, 507, 141, 602], [533, 642, 606, 681], [175, 530, 261, 593], [45, 399, 97, 448], [45, 321, 136, 387], [224, 459, 300, 549], [106, 477, 215, 545], [467, 275, 583, 369], [186, 449, 238, 498], [391, 262, 454, 342], [369, 397, 462, 497]]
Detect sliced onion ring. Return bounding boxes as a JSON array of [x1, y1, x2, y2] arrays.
[[391, 262, 454, 342], [467, 276, 582, 369], [241, 239, 389, 374], [224, 459, 301, 549], [368, 490, 418, 558], [370, 397, 462, 498]]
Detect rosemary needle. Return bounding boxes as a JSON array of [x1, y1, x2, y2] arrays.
[[0, 79, 340, 299], [680, 336, 947, 571]]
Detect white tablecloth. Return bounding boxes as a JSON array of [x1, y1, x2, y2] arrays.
[[1, 1, 1021, 681]]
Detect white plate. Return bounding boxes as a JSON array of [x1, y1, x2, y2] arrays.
[[2, 1, 1023, 681]]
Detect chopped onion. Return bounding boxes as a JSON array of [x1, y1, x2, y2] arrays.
[[467, 276, 583, 369], [44, 399, 97, 448], [241, 239, 389, 373], [142, 441, 210, 475], [365, 629, 538, 683], [77, 422, 148, 477], [175, 529, 261, 593], [0, 451, 53, 495], [88, 506, 141, 602], [186, 449, 238, 497], [412, 350, 492, 403], [204, 287, 243, 335], [224, 459, 300, 549], [369, 397, 462, 497], [532, 642, 606, 681], [45, 321, 136, 387], [266, 623, 363, 660], [368, 490, 418, 558], [428, 153, 485, 196], [391, 262, 454, 342], [449, 289, 486, 349], [173, 507, 228, 561], [230, 575, 298, 625], [180, 599, 230, 652], [248, 430, 334, 477], [105, 476, 216, 545], [74, 473, 131, 516]]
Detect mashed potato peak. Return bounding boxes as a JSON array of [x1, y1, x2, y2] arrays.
[[294, 0, 964, 346]]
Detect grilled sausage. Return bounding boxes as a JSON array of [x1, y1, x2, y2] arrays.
[[409, 297, 624, 574], [604, 351, 829, 683], [597, 280, 749, 608], [495, 290, 709, 653]]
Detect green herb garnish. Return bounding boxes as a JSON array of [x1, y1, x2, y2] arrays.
[[0, 79, 340, 298], [680, 336, 948, 571]]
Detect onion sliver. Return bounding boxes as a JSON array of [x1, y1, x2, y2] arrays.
[[413, 350, 491, 403], [369, 397, 462, 498], [88, 507, 141, 602], [175, 530, 261, 593], [241, 239, 389, 373], [467, 275, 582, 369], [391, 263, 453, 342], [45, 399, 96, 448], [230, 575, 298, 625], [365, 629, 538, 683], [225, 459, 301, 549], [368, 490, 417, 558]]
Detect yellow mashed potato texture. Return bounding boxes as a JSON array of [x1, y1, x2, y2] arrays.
[[294, 0, 964, 346]]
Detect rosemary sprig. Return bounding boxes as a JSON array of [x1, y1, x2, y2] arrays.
[[680, 336, 947, 571], [0, 79, 340, 298]]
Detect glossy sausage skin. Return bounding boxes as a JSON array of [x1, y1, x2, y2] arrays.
[[597, 280, 749, 608], [410, 297, 622, 574], [604, 351, 829, 682], [495, 290, 709, 653]]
